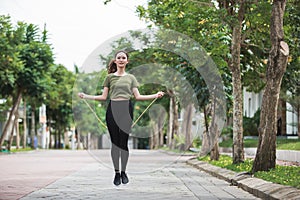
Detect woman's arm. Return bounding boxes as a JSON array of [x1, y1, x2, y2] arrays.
[[132, 88, 164, 101], [78, 87, 109, 101]]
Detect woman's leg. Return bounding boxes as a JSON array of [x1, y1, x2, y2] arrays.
[[120, 132, 129, 172], [109, 100, 133, 184], [106, 101, 121, 172], [107, 100, 133, 184], [119, 101, 132, 184]]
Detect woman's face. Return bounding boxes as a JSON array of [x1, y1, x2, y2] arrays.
[[114, 52, 128, 68]]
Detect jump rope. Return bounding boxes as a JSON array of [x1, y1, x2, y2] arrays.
[[82, 97, 158, 129], [79, 97, 159, 170], [79, 95, 192, 174]]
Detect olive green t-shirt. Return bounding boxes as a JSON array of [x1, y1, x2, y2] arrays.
[[103, 73, 139, 99]]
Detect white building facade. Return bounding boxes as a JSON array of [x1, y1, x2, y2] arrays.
[[243, 88, 298, 136]]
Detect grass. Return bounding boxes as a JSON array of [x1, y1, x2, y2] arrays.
[[3, 147, 33, 153], [160, 146, 196, 155], [198, 154, 300, 189], [219, 138, 300, 150]]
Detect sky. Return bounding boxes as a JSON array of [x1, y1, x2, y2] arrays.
[[0, 0, 149, 71]]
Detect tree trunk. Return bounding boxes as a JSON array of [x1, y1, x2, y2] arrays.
[[277, 98, 286, 136], [210, 141, 220, 161], [58, 127, 62, 149], [182, 104, 193, 150], [77, 132, 81, 149], [280, 99, 287, 135], [150, 103, 166, 149], [0, 90, 22, 150], [158, 112, 165, 147], [230, 0, 245, 164], [297, 104, 300, 138], [149, 125, 153, 149], [203, 105, 209, 133], [7, 120, 15, 151], [167, 97, 174, 149], [199, 105, 210, 156], [16, 108, 20, 149], [48, 115, 52, 149], [210, 95, 220, 160], [8, 106, 20, 151], [23, 98, 27, 148], [151, 121, 158, 149], [167, 96, 174, 148], [167, 90, 179, 149], [252, 0, 289, 173], [200, 130, 209, 156], [64, 130, 69, 149], [54, 131, 57, 148], [30, 107, 36, 149]]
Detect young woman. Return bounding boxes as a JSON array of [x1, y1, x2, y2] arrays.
[[78, 50, 164, 186]]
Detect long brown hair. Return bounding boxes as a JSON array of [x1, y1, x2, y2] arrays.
[[107, 50, 129, 74]]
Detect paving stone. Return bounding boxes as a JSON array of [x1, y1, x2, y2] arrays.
[[2, 150, 261, 200]]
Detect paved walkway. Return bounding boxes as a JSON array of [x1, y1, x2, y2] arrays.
[[0, 150, 261, 200]]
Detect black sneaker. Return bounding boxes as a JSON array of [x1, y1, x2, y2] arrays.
[[113, 173, 121, 186], [121, 171, 129, 184]]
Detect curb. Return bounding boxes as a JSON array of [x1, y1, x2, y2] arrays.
[[186, 157, 300, 200]]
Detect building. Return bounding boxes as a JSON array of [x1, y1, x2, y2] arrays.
[[243, 88, 298, 136]]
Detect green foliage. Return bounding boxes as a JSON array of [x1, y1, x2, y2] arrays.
[[255, 165, 300, 189], [219, 138, 300, 150], [198, 154, 300, 189], [240, 2, 271, 93], [243, 108, 260, 136], [46, 64, 76, 134], [10, 147, 32, 153], [276, 138, 300, 150], [199, 154, 253, 172], [281, 1, 300, 114], [73, 70, 107, 136], [137, 0, 231, 112], [221, 126, 233, 137], [0, 15, 55, 104], [0, 15, 24, 96], [0, 15, 76, 146], [192, 136, 202, 148], [174, 134, 185, 150]]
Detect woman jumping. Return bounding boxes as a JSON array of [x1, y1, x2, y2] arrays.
[[78, 50, 164, 186]]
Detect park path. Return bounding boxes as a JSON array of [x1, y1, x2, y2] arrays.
[[0, 149, 260, 200]]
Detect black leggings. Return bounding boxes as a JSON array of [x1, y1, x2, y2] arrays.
[[106, 100, 133, 172]]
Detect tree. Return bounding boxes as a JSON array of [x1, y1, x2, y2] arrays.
[[18, 23, 54, 149], [136, 0, 235, 160], [252, 0, 289, 173], [73, 69, 107, 149], [218, 0, 246, 164], [46, 64, 75, 149], [0, 18, 55, 149], [0, 16, 24, 149]]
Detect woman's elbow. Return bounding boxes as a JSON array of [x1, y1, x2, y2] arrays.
[[134, 95, 141, 101], [102, 95, 108, 101]]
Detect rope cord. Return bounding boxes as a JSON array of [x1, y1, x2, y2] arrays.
[[82, 97, 158, 129], [131, 97, 158, 128], [83, 99, 107, 129]]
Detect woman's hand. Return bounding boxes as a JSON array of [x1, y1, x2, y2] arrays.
[[156, 91, 164, 98], [78, 92, 85, 99]]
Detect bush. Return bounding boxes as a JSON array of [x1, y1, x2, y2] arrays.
[[243, 109, 260, 136], [192, 136, 202, 148], [221, 126, 233, 138]]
